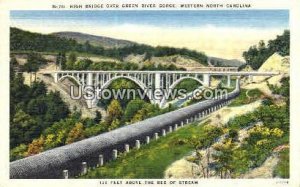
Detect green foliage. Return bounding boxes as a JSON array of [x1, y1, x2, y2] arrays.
[[10, 27, 80, 52], [10, 144, 27, 161], [94, 111, 102, 124], [268, 76, 290, 112], [212, 139, 237, 178], [226, 112, 257, 130], [123, 99, 147, 123], [273, 148, 289, 178], [205, 83, 290, 178], [11, 109, 38, 147], [83, 123, 106, 137], [268, 77, 289, 97], [229, 89, 263, 107], [10, 71, 69, 148], [10, 57, 18, 80], [26, 136, 45, 156], [98, 78, 146, 109], [89, 60, 139, 71], [174, 79, 201, 93], [224, 104, 289, 177], [66, 57, 184, 72], [228, 129, 239, 142], [106, 99, 123, 125], [108, 119, 121, 131], [22, 52, 47, 73], [243, 30, 289, 69], [199, 125, 223, 148], [56, 52, 67, 69], [10, 73, 30, 118], [66, 52, 77, 69], [66, 123, 84, 144], [10, 27, 207, 65], [72, 58, 93, 70]]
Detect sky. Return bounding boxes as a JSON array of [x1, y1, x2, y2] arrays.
[[10, 10, 289, 60]]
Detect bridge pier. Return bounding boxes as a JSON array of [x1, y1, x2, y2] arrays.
[[85, 72, 95, 108], [154, 73, 163, 106], [227, 75, 231, 87], [53, 73, 59, 83], [203, 74, 210, 87], [248, 75, 254, 83]]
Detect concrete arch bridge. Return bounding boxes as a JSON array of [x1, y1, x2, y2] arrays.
[[40, 70, 278, 108]]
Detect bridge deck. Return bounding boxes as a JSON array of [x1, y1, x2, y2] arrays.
[[39, 70, 279, 76]]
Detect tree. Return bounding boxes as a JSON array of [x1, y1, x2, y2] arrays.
[[10, 73, 30, 117], [108, 119, 121, 131], [228, 129, 239, 142], [212, 139, 236, 178], [10, 57, 18, 80], [123, 99, 146, 122], [68, 52, 77, 63], [23, 53, 43, 84], [10, 109, 38, 147], [27, 97, 47, 116], [243, 30, 290, 70], [186, 150, 206, 178], [10, 144, 27, 161], [131, 108, 147, 123], [29, 81, 47, 97], [26, 136, 45, 156], [190, 125, 223, 178], [94, 110, 102, 124], [83, 41, 92, 52], [66, 123, 84, 144], [56, 52, 67, 70], [106, 99, 123, 125], [66, 52, 77, 69], [44, 134, 56, 150], [44, 91, 70, 122], [74, 58, 93, 70]]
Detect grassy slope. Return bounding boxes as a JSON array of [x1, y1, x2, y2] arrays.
[[228, 88, 263, 107], [273, 148, 289, 178], [80, 123, 207, 179]]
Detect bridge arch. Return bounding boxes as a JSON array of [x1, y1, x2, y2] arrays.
[[58, 75, 82, 86], [168, 77, 205, 91], [159, 77, 205, 108], [100, 76, 148, 91], [91, 76, 154, 107]]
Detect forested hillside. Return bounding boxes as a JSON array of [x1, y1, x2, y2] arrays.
[[10, 57, 70, 149], [10, 27, 208, 65], [242, 30, 289, 70], [53, 31, 135, 49]]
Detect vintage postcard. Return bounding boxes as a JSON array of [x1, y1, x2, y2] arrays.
[[0, 0, 299, 186]]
